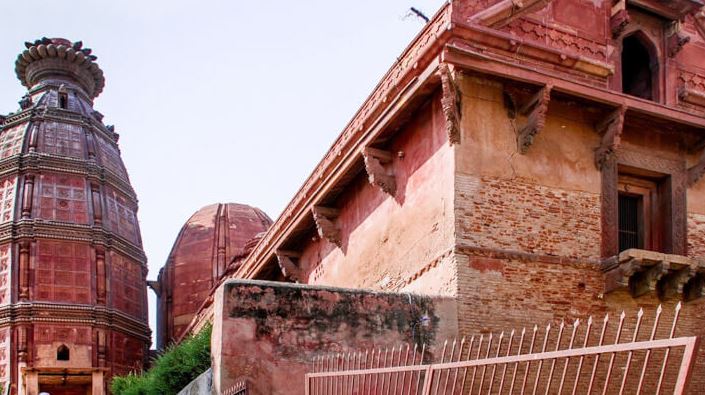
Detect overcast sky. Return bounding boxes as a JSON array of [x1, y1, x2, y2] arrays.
[[0, 0, 446, 345]]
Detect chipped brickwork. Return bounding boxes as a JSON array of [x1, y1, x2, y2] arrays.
[[688, 213, 705, 258], [455, 175, 601, 259]]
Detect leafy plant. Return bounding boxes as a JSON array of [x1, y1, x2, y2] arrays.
[[111, 324, 211, 395]]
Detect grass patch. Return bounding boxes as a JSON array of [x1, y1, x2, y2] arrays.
[[111, 324, 211, 395]]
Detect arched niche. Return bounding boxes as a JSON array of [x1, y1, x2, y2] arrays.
[[621, 30, 660, 101]]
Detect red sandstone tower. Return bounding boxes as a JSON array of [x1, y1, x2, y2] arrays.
[[0, 38, 150, 395]]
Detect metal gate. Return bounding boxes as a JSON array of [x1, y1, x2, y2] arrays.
[[305, 304, 698, 394]]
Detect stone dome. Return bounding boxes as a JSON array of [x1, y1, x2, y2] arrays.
[[153, 203, 272, 348]]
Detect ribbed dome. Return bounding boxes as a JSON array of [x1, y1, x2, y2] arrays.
[[154, 203, 272, 347]]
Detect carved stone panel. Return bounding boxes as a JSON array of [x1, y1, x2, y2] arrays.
[[36, 173, 89, 224], [35, 240, 92, 304]]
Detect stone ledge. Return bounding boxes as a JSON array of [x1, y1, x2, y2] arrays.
[[604, 249, 705, 300]]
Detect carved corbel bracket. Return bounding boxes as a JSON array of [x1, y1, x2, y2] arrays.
[[658, 264, 697, 300], [611, 1, 631, 38], [684, 271, 705, 301], [514, 85, 552, 154], [275, 250, 303, 283], [629, 261, 669, 297], [439, 64, 461, 145], [594, 106, 627, 170], [311, 206, 341, 247], [362, 147, 396, 196], [667, 21, 691, 58]]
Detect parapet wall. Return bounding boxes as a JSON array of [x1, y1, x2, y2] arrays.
[[211, 280, 457, 395]]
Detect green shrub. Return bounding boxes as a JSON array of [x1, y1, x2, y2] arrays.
[[111, 324, 211, 395]]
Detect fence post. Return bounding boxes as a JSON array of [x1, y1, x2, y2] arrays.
[[420, 366, 434, 395], [304, 374, 311, 395]]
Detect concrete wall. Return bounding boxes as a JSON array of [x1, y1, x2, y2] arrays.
[[211, 280, 457, 395]]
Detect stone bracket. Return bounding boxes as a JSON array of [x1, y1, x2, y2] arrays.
[[362, 147, 396, 196], [611, 1, 631, 38], [515, 85, 552, 154], [275, 250, 303, 283], [470, 0, 551, 29], [439, 64, 461, 145], [666, 21, 690, 58], [311, 206, 341, 247], [604, 249, 705, 301], [594, 105, 627, 170]]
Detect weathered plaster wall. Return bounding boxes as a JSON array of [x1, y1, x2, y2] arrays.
[[454, 76, 602, 260], [303, 95, 456, 296], [212, 280, 457, 395], [451, 74, 705, 393]]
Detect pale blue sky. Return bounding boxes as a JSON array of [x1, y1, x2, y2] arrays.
[[0, 0, 445, 345]]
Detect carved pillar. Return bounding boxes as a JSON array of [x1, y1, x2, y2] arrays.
[[27, 124, 39, 153], [18, 241, 30, 301], [24, 370, 38, 395], [21, 175, 35, 219], [85, 129, 97, 160], [97, 329, 107, 367], [92, 370, 105, 395], [17, 326, 28, 363], [91, 182, 103, 225], [596, 106, 626, 258], [96, 246, 106, 305]]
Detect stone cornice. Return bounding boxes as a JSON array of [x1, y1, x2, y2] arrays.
[[0, 302, 150, 342], [0, 153, 137, 205], [1, 107, 120, 146], [0, 220, 146, 265]]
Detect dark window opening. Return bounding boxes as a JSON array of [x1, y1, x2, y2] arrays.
[[57, 344, 70, 361], [619, 194, 643, 251], [621, 34, 656, 101], [58, 92, 68, 109]]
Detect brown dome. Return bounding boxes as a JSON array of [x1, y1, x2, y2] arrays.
[[153, 203, 272, 348]]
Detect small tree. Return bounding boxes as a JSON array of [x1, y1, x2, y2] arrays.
[[111, 324, 211, 395]]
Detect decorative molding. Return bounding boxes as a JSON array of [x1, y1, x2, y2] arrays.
[[95, 245, 106, 305], [362, 147, 396, 196], [439, 64, 461, 145], [311, 206, 341, 247], [679, 87, 705, 108], [516, 85, 552, 154], [611, 6, 631, 38], [506, 19, 608, 61], [470, 0, 552, 28], [275, 250, 303, 283], [594, 106, 627, 170]]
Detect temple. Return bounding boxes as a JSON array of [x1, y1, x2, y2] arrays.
[[153, 0, 705, 393], [0, 38, 149, 394]]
